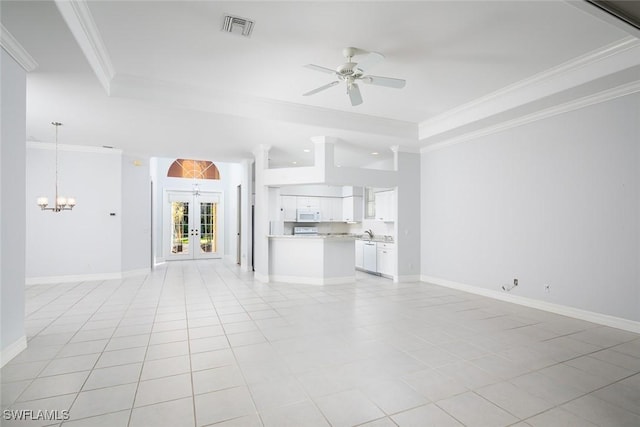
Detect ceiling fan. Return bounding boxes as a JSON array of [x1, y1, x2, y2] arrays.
[[303, 47, 406, 106]]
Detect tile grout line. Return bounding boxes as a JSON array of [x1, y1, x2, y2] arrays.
[[194, 259, 263, 426], [114, 267, 168, 427], [60, 274, 154, 425], [9, 279, 130, 407]]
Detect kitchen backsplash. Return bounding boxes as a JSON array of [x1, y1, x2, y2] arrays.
[[278, 220, 394, 238], [283, 222, 351, 235], [348, 219, 394, 238]]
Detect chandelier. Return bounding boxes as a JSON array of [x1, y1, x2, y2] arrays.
[[37, 122, 76, 212]]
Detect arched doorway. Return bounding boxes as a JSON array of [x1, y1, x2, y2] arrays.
[[164, 159, 223, 260]]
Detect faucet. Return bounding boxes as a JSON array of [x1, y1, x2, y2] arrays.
[[364, 229, 374, 240]]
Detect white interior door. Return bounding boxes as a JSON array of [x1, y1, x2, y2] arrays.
[[166, 191, 221, 260]]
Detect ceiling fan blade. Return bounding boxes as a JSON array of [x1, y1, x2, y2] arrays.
[[361, 75, 406, 89], [355, 52, 384, 73], [348, 83, 363, 106], [304, 64, 336, 74], [303, 81, 340, 96]]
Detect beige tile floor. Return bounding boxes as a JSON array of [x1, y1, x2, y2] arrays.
[[1, 260, 640, 426]]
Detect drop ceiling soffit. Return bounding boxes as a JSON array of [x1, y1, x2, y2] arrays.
[[50, 0, 640, 150], [418, 36, 640, 143]]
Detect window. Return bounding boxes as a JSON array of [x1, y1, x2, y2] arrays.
[[364, 187, 376, 219], [167, 159, 220, 179]]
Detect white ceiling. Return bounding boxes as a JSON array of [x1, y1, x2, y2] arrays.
[[0, 1, 635, 167]]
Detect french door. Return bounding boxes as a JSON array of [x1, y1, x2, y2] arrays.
[[166, 191, 221, 260]]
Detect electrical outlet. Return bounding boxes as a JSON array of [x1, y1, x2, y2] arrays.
[[544, 284, 550, 293]]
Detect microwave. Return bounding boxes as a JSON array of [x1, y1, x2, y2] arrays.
[[296, 209, 320, 222]]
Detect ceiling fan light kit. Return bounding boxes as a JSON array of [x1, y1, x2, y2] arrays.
[[303, 46, 406, 106]]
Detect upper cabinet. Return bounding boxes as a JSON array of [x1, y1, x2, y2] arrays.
[[343, 196, 363, 223], [320, 197, 343, 222], [374, 190, 395, 222], [279, 193, 363, 223], [296, 196, 320, 209], [281, 195, 297, 221]]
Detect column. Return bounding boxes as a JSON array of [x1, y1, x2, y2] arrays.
[[252, 145, 271, 282], [392, 146, 421, 283]]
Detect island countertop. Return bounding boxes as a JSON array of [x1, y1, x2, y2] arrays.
[[267, 234, 357, 240]]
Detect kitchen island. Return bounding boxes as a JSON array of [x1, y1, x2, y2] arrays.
[[267, 235, 356, 285]]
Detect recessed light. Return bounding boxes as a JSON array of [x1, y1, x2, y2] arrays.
[[371, 152, 379, 155], [303, 149, 311, 153], [292, 161, 297, 165]]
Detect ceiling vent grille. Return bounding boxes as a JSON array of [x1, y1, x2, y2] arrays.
[[222, 15, 255, 37]]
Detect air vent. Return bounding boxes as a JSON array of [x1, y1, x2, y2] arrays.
[[222, 15, 255, 37]]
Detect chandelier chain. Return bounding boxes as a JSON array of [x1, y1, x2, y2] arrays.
[[53, 121, 61, 203]]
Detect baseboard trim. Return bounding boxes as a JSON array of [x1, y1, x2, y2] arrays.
[[26, 272, 121, 285], [26, 268, 151, 285], [121, 268, 151, 278], [420, 275, 640, 333], [394, 274, 421, 283], [270, 275, 356, 286], [1, 335, 27, 368]]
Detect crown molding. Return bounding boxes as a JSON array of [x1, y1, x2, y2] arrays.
[[419, 37, 640, 142], [54, 0, 114, 94], [27, 141, 123, 154], [0, 24, 38, 72], [421, 80, 640, 154], [390, 145, 420, 154]]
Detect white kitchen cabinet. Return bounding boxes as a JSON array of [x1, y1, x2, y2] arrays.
[[342, 196, 363, 222], [296, 196, 320, 209], [320, 197, 343, 222], [355, 240, 364, 269], [281, 196, 297, 222], [331, 198, 343, 221], [374, 190, 395, 222], [376, 242, 395, 277]]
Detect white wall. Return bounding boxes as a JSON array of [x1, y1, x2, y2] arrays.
[[421, 93, 640, 322], [121, 155, 151, 273], [1, 49, 27, 364], [26, 145, 122, 279], [239, 159, 253, 271]]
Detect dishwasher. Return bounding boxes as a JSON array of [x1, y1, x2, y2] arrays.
[[362, 241, 378, 273]]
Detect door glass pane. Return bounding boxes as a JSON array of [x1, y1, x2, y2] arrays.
[[200, 202, 217, 254], [171, 201, 189, 254]]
